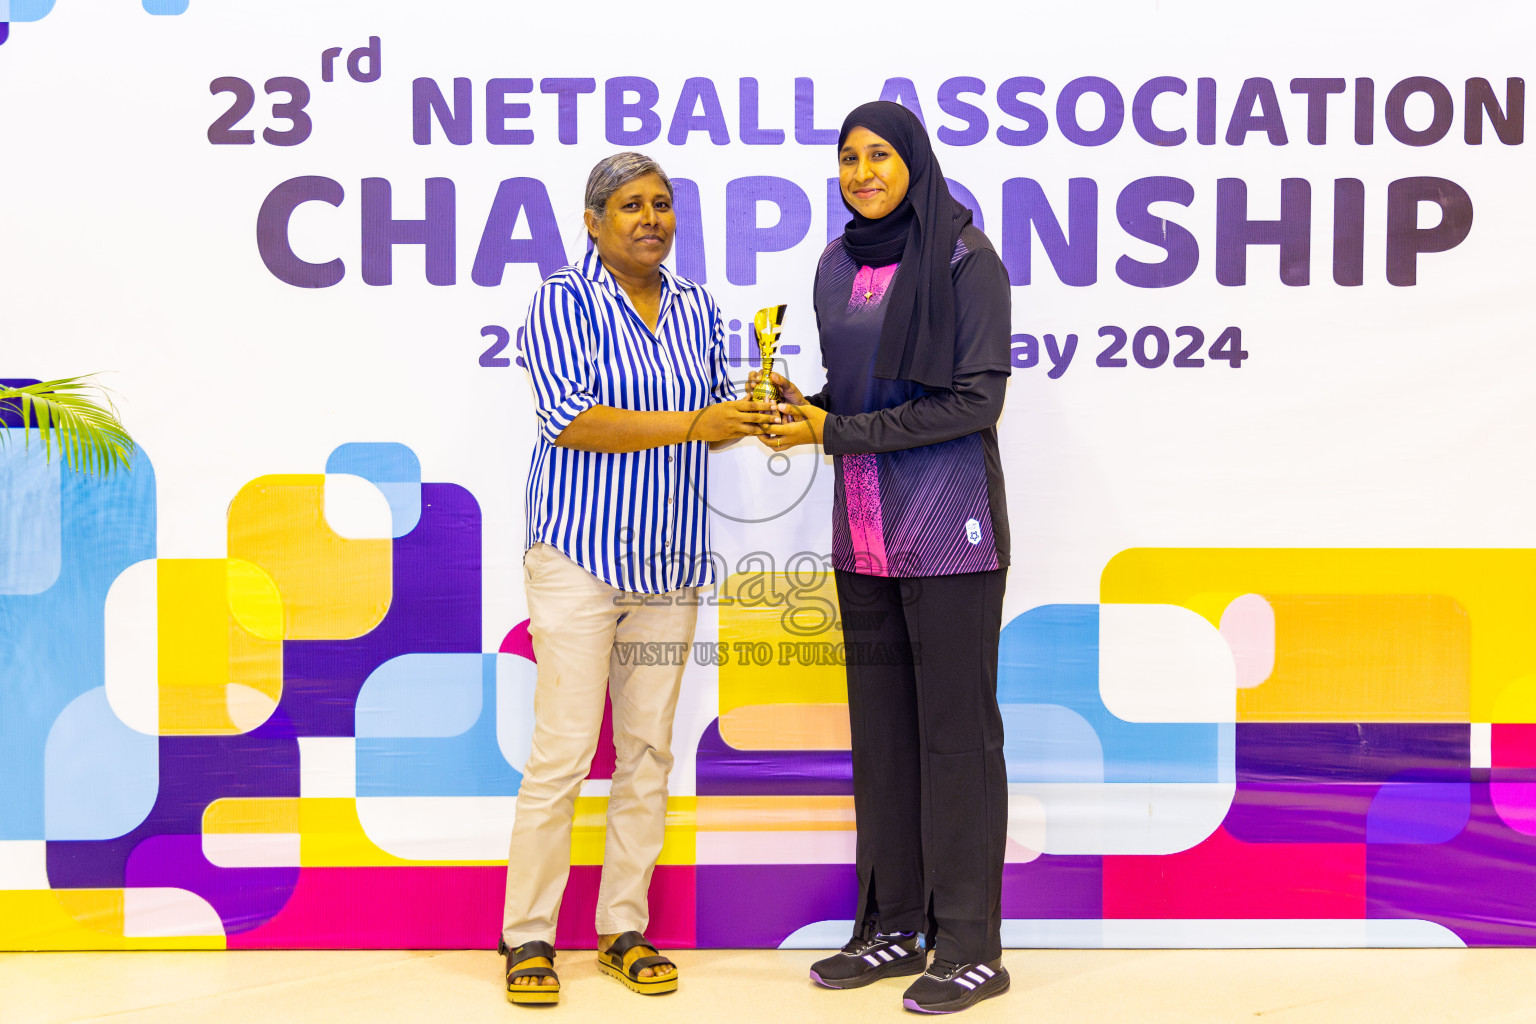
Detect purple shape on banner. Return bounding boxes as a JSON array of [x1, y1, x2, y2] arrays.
[[697, 864, 857, 946], [0, 24, 9, 46], [1226, 724, 1470, 844], [1001, 856, 1103, 919], [697, 857, 1101, 947], [1368, 773, 1536, 945], [1366, 777, 1471, 845], [1237, 723, 1469, 781], [695, 719, 852, 795], [125, 834, 299, 934], [45, 709, 299, 912], [282, 483, 482, 736], [1225, 782, 1379, 843], [0, 379, 42, 426]]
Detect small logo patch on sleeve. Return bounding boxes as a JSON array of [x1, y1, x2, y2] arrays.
[[965, 518, 982, 544]]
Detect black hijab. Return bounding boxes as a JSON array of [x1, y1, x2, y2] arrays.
[[838, 101, 973, 390]]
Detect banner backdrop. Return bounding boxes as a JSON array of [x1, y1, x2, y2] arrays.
[[3, 0, 1535, 950]]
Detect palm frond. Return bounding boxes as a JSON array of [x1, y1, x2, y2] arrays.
[[0, 375, 137, 476]]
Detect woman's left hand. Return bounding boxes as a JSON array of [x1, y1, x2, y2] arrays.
[[763, 402, 826, 450]]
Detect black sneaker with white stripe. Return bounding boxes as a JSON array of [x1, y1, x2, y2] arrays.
[[901, 957, 1009, 1013], [809, 928, 926, 989]]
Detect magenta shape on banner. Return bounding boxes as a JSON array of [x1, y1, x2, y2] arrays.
[[498, 620, 535, 661], [554, 865, 695, 950], [1103, 827, 1366, 920], [497, 619, 616, 779], [1490, 780, 1536, 836], [229, 867, 505, 949], [230, 864, 697, 949]]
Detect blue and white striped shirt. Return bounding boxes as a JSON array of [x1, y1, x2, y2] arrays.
[[522, 247, 735, 593]]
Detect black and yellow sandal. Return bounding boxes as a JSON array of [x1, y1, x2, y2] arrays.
[[596, 931, 679, 995], [500, 938, 560, 1006]]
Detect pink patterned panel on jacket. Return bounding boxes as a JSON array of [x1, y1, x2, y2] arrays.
[[842, 453, 888, 575]]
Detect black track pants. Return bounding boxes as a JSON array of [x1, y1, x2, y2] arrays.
[[835, 567, 1008, 964]]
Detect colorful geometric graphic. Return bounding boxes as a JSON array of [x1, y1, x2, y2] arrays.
[[8, 433, 1536, 949], [105, 559, 285, 736]]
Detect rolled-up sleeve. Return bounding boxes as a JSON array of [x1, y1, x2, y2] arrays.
[[522, 278, 599, 446]]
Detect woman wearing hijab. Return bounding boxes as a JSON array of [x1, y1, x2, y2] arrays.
[[758, 101, 1013, 1014]]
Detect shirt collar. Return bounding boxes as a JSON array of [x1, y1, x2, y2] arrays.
[[578, 245, 697, 300]]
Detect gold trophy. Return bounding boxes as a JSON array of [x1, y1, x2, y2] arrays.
[[750, 304, 787, 404]]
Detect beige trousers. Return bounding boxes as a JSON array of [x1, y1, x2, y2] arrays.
[[501, 543, 698, 945]]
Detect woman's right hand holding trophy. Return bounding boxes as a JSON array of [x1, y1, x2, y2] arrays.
[[752, 370, 825, 450], [747, 303, 825, 449], [746, 369, 806, 420]]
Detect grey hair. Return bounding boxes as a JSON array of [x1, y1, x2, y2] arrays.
[[584, 152, 673, 233]]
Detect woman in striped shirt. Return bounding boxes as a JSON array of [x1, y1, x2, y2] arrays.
[[759, 101, 1014, 1014], [500, 152, 772, 1006]]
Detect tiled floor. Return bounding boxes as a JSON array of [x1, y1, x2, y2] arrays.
[[7, 947, 1536, 1023]]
